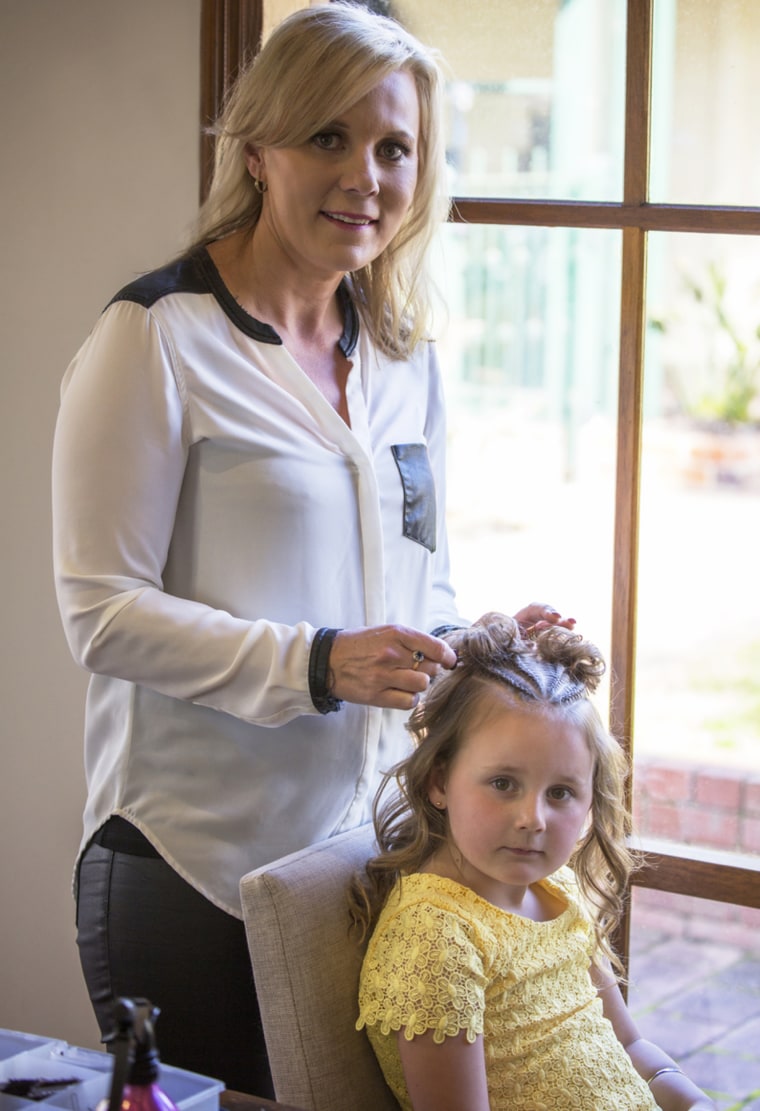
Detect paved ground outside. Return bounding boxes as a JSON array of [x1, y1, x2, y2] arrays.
[[630, 914, 760, 1108]]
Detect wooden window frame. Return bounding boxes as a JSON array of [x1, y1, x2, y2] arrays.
[[199, 0, 760, 956], [200, 0, 261, 201]]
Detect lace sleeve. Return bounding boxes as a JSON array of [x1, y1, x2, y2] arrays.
[[358, 899, 487, 1045]]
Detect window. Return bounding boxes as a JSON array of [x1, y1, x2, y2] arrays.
[[388, 2, 760, 969], [201, 0, 760, 976]]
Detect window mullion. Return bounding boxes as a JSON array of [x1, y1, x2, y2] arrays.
[[612, 0, 653, 755], [611, 0, 654, 977]]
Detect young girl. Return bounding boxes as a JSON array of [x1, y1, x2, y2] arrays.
[[351, 614, 715, 1111]]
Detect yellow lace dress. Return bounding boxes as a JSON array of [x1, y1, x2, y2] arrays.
[[357, 870, 659, 1110]]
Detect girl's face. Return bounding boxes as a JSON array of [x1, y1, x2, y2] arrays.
[[428, 687, 594, 911], [246, 69, 420, 283]]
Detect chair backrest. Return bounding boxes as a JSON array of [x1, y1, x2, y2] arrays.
[[239, 824, 401, 1111]]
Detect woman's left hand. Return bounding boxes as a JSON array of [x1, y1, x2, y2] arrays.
[[513, 602, 576, 634]]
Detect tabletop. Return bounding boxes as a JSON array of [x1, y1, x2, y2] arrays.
[[221, 1088, 307, 1111]]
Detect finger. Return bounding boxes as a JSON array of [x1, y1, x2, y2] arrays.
[[370, 687, 423, 712], [542, 608, 576, 628], [401, 634, 458, 670], [524, 616, 577, 638], [401, 667, 432, 692], [535, 614, 576, 629], [515, 603, 573, 630], [404, 651, 453, 682]]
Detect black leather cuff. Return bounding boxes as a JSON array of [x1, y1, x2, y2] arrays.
[[308, 627, 344, 714]]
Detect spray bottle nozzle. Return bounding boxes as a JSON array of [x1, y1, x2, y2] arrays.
[[105, 998, 164, 1111]]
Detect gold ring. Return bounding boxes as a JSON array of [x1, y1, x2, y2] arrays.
[[411, 649, 425, 670]]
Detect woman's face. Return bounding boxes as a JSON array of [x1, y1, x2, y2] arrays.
[[246, 68, 420, 282]]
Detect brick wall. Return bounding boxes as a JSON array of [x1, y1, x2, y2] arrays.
[[634, 758, 760, 855], [631, 757, 760, 951]]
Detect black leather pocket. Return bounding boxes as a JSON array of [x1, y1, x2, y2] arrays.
[[391, 443, 437, 552]]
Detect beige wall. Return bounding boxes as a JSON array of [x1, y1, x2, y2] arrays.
[[0, 0, 200, 1048]]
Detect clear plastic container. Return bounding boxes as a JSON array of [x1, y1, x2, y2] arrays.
[[0, 1033, 61, 1065], [0, 1033, 223, 1111]]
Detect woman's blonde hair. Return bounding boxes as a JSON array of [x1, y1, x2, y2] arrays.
[[348, 614, 639, 978], [190, 2, 449, 358]]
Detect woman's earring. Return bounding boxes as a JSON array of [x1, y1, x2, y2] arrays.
[[252, 177, 268, 195]]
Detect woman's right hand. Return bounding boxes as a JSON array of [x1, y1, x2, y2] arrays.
[[329, 625, 457, 710]]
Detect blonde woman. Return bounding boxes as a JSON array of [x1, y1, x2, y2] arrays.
[[53, 3, 572, 1096]]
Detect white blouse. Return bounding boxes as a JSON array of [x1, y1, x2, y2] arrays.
[[52, 249, 460, 915]]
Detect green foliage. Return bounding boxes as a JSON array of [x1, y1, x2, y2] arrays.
[[686, 263, 760, 423], [655, 262, 760, 425]]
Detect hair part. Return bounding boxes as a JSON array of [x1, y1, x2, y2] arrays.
[[348, 614, 639, 978], [189, 2, 449, 358]]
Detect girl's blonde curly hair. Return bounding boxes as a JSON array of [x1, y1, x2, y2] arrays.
[[348, 613, 639, 978]]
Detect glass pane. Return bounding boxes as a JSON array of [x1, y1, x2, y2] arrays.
[[395, 0, 626, 201], [435, 223, 621, 676], [636, 232, 760, 856], [629, 887, 760, 1104], [651, 0, 760, 205]]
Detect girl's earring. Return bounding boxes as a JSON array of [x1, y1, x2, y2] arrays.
[[252, 177, 268, 194]]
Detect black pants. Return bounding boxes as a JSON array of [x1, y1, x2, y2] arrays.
[[75, 817, 274, 1098]]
